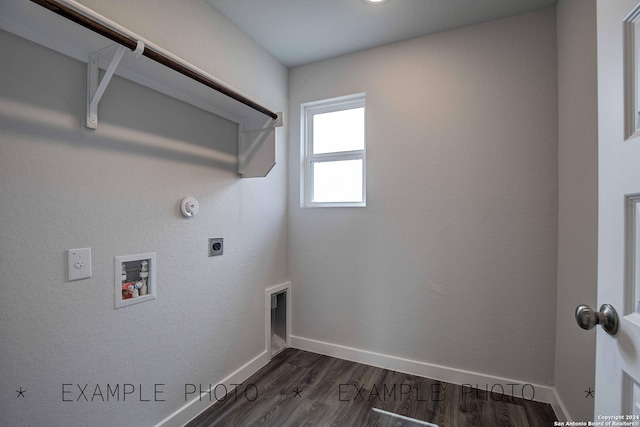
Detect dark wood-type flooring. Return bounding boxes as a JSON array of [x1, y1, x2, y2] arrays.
[[186, 348, 558, 427]]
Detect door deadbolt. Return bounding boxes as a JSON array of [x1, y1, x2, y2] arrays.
[[575, 304, 619, 336]]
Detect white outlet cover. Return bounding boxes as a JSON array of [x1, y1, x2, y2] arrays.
[[68, 248, 92, 281]]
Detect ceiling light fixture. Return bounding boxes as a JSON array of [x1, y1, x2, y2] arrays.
[[362, 0, 389, 4]]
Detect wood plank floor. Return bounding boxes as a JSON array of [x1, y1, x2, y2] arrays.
[[186, 348, 558, 427]]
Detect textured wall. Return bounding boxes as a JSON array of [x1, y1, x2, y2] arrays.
[[554, 0, 598, 420], [0, 1, 287, 425], [288, 8, 558, 385]]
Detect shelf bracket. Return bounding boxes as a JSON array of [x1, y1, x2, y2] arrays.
[[238, 113, 283, 177], [86, 41, 144, 129]]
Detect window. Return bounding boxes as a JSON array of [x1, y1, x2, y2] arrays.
[[302, 93, 366, 207]]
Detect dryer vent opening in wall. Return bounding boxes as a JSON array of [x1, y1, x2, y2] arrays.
[[271, 290, 287, 356], [265, 282, 290, 358]]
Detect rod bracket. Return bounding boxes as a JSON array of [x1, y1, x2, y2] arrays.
[[86, 44, 128, 129], [132, 40, 145, 56]]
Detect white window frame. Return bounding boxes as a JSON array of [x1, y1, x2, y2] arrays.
[[301, 93, 366, 208]]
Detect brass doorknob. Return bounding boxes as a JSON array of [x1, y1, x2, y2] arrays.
[[575, 304, 619, 336]]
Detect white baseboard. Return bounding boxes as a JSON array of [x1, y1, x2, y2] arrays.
[[290, 335, 568, 421], [153, 350, 270, 427], [551, 387, 570, 422]]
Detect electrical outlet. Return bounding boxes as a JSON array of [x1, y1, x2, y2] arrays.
[[209, 238, 223, 257], [68, 248, 92, 281]]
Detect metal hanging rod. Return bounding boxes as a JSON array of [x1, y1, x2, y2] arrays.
[[30, 0, 279, 121]]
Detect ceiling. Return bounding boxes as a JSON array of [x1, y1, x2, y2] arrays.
[[207, 0, 558, 68]]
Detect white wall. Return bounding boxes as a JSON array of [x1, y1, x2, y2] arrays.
[[289, 8, 558, 386], [0, 1, 287, 425], [554, 0, 598, 420]]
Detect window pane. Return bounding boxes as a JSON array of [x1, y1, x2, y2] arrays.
[[313, 107, 364, 154], [313, 159, 363, 203]]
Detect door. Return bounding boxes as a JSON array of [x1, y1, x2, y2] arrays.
[[595, 0, 640, 418]]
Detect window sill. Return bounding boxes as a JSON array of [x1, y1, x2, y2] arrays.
[[303, 201, 366, 208]]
